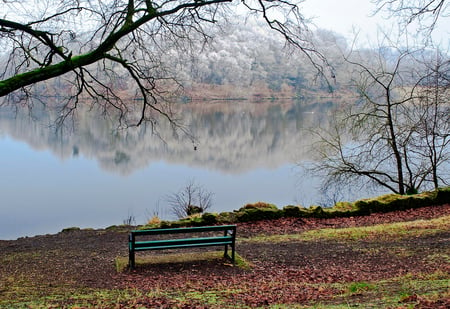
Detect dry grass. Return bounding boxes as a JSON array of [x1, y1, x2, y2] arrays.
[[245, 215, 450, 243]]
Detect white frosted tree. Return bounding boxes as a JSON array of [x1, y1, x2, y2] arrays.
[[0, 0, 331, 127]]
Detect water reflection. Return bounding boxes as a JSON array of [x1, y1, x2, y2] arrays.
[[0, 99, 333, 239], [1, 100, 333, 174]]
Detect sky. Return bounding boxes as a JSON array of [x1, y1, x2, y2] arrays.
[[302, 0, 382, 38], [301, 0, 449, 46]]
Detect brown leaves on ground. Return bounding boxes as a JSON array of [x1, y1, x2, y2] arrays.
[[0, 204, 449, 308]]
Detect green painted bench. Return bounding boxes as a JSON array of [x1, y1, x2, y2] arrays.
[[128, 225, 236, 269]]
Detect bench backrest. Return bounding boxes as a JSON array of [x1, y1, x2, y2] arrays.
[[130, 225, 236, 237]]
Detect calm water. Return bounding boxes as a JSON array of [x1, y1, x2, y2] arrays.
[[0, 99, 339, 240]]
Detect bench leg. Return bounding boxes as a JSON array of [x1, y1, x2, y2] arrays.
[[224, 244, 235, 264], [129, 234, 136, 270], [129, 250, 135, 270], [231, 243, 235, 264]]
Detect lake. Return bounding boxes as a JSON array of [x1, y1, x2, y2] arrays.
[[0, 99, 364, 240]]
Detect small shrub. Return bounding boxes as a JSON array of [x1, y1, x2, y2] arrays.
[[187, 215, 206, 226], [159, 221, 171, 228], [216, 211, 237, 223], [240, 202, 278, 211], [236, 207, 283, 222], [61, 227, 81, 233], [167, 180, 214, 219], [354, 198, 387, 214], [283, 205, 308, 218], [167, 220, 186, 228], [413, 191, 436, 208], [186, 205, 204, 216], [307, 205, 326, 217], [147, 215, 161, 226], [202, 212, 218, 225], [436, 187, 450, 204], [334, 201, 355, 211], [324, 208, 354, 218]]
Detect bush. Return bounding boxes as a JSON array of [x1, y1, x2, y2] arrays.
[[333, 201, 355, 211], [147, 215, 161, 226], [186, 205, 204, 216], [136, 187, 449, 229], [283, 205, 308, 218], [240, 202, 278, 211], [352, 187, 449, 215], [201, 212, 218, 225], [216, 212, 237, 223], [61, 227, 81, 233], [354, 198, 386, 214], [436, 187, 450, 204], [307, 206, 327, 218], [236, 207, 283, 222], [167, 180, 214, 219], [158, 221, 171, 228]]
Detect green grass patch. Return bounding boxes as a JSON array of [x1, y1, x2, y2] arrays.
[[347, 282, 377, 295]]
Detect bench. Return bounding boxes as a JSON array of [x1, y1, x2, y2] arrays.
[[128, 225, 236, 269]]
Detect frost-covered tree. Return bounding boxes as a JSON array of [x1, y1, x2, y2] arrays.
[[0, 0, 331, 127]]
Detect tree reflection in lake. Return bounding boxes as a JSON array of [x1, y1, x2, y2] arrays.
[[0, 99, 334, 240]]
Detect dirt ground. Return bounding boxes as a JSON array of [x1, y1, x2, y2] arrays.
[[0, 204, 449, 308]]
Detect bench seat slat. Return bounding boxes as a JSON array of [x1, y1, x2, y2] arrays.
[[133, 236, 232, 248]]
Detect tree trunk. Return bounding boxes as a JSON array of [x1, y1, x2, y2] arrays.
[[386, 88, 405, 195]]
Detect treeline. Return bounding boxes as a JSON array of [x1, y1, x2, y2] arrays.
[[161, 19, 348, 97], [1, 16, 445, 101], [157, 18, 446, 99]]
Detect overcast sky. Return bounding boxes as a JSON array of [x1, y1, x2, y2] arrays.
[[301, 0, 449, 46]]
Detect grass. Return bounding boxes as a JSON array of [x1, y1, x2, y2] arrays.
[[244, 215, 450, 243], [2, 271, 447, 309], [0, 286, 147, 309], [269, 271, 449, 309], [167, 288, 245, 307], [347, 282, 377, 295]]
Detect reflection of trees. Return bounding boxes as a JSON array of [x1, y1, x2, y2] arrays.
[[0, 99, 334, 174]]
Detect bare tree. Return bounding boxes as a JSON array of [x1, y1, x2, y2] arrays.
[[306, 43, 449, 196], [407, 49, 450, 189], [373, 0, 449, 36], [167, 180, 214, 218], [0, 0, 331, 127]]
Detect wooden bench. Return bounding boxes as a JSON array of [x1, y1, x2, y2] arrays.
[[128, 225, 236, 269]]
